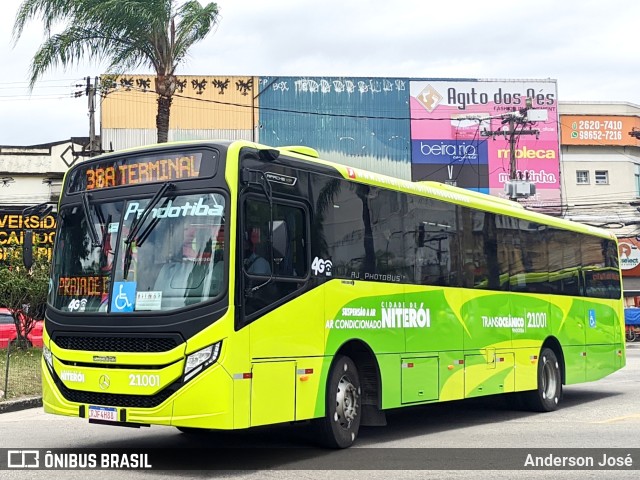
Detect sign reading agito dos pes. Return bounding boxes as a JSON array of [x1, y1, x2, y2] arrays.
[[0, 211, 56, 262]]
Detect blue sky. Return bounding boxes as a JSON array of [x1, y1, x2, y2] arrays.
[[2, 0, 639, 145]]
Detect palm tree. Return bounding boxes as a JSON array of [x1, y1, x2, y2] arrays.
[[13, 0, 220, 143]]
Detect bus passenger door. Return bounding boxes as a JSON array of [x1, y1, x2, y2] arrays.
[[584, 268, 619, 382], [250, 361, 296, 426], [567, 236, 620, 384]]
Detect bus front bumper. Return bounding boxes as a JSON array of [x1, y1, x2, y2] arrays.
[[42, 358, 238, 430]]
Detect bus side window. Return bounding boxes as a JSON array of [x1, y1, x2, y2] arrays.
[[241, 197, 308, 320]]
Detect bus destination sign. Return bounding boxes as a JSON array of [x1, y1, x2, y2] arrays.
[[69, 152, 209, 192]]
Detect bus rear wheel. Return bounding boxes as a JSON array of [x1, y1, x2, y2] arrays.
[[316, 355, 361, 448], [523, 347, 562, 412]]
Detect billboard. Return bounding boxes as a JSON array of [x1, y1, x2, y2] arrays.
[[0, 208, 56, 262], [619, 238, 640, 276], [560, 115, 640, 147], [409, 80, 560, 206]]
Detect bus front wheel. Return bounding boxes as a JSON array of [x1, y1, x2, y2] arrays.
[[316, 355, 362, 448], [523, 347, 562, 412]]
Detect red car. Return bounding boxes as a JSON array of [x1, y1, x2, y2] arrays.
[[0, 308, 44, 348]]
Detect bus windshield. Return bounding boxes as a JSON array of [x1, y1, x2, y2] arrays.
[[50, 192, 226, 313]]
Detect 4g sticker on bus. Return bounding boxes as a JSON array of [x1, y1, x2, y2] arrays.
[[311, 257, 333, 276]]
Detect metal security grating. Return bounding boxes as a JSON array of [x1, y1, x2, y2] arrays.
[[58, 380, 176, 408], [54, 336, 178, 353]]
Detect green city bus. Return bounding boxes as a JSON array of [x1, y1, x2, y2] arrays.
[[41, 140, 625, 448]]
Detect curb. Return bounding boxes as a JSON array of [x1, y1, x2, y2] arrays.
[[0, 396, 42, 414]]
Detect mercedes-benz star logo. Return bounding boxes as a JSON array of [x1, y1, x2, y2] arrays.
[[98, 374, 111, 390]]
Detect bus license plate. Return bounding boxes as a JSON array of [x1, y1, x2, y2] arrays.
[[88, 406, 118, 422]]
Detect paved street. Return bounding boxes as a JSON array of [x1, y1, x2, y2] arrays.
[[0, 344, 638, 479]]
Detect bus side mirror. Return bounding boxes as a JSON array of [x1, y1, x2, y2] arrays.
[[23, 230, 33, 270], [241, 168, 265, 187]]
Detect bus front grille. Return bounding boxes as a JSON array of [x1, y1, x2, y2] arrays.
[[54, 336, 179, 353], [60, 386, 175, 409]]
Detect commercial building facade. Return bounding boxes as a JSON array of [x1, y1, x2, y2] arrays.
[[558, 102, 640, 303], [5, 77, 640, 303], [0, 138, 90, 261], [100, 75, 561, 208]]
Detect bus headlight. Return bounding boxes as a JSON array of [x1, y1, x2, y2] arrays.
[[42, 345, 53, 370], [184, 341, 222, 381]]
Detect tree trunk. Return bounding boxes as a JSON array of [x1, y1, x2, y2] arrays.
[[155, 74, 177, 144], [12, 312, 29, 349], [156, 94, 172, 143]]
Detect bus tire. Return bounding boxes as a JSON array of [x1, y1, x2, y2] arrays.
[[316, 355, 361, 448], [523, 347, 562, 412]]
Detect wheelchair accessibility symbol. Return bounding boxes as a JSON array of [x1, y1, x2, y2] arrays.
[[588, 309, 597, 328], [111, 282, 136, 312]]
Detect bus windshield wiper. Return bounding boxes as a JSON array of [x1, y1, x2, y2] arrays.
[[82, 192, 100, 247], [123, 182, 175, 280], [125, 182, 175, 247]]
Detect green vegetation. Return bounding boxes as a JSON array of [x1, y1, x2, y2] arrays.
[[0, 347, 42, 401], [0, 246, 49, 347], [13, 0, 220, 143]]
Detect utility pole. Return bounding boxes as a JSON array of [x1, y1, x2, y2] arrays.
[[86, 76, 99, 157], [497, 113, 540, 181], [481, 99, 546, 200], [71, 76, 107, 162], [251, 77, 279, 142]]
